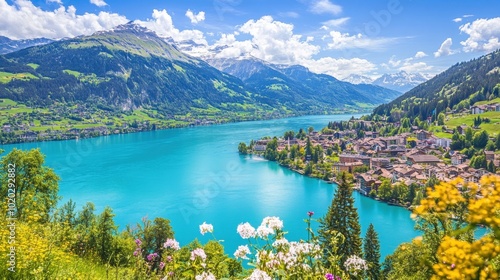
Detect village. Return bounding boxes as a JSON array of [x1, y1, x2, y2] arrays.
[[249, 119, 499, 206]]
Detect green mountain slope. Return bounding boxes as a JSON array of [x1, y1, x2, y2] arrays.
[[372, 49, 500, 121]]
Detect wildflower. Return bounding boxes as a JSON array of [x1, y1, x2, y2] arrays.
[[325, 273, 334, 280], [166, 255, 173, 262], [135, 238, 142, 247], [195, 271, 216, 280], [159, 262, 165, 270], [344, 255, 368, 276], [147, 252, 158, 261], [237, 222, 256, 239], [190, 248, 207, 261], [272, 238, 289, 248], [233, 245, 251, 259], [249, 269, 272, 280], [164, 238, 180, 250], [308, 211, 314, 217], [133, 248, 141, 256], [256, 225, 274, 238], [261, 216, 283, 230], [199, 222, 214, 235]]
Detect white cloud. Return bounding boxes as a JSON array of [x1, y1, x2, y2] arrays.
[[47, 0, 62, 4], [326, 31, 395, 50], [453, 18, 462, 23], [237, 16, 320, 64], [415, 51, 427, 58], [0, 0, 127, 39], [434, 38, 453, 57], [321, 17, 350, 29], [460, 17, 500, 52], [278, 11, 300, 18], [399, 61, 433, 73], [185, 9, 205, 24], [302, 57, 376, 79], [309, 0, 342, 15], [136, 9, 207, 45], [90, 0, 107, 7]]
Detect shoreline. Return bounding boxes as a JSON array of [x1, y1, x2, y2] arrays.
[[0, 111, 369, 146]]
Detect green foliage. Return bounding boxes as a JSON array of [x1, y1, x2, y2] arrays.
[[364, 224, 381, 280], [238, 142, 248, 154], [319, 172, 362, 269], [473, 130, 489, 149], [0, 148, 59, 222]]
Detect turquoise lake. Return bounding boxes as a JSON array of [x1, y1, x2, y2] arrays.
[[2, 114, 418, 259]]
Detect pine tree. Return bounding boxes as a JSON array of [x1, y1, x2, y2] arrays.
[[364, 223, 381, 280], [319, 172, 362, 268]]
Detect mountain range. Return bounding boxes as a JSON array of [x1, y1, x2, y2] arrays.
[[343, 71, 430, 93], [372, 49, 500, 121], [0, 23, 401, 118], [0, 36, 54, 55]]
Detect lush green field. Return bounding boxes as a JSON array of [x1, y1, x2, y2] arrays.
[[0, 72, 38, 83], [474, 97, 500, 105], [445, 111, 500, 136]]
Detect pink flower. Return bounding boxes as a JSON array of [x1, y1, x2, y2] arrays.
[[164, 238, 180, 250], [308, 211, 314, 217], [190, 248, 207, 261], [159, 262, 165, 270], [135, 238, 142, 246]]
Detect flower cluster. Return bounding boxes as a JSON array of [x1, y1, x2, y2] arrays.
[[325, 273, 341, 280], [343, 255, 368, 276], [190, 248, 207, 261], [199, 222, 214, 235], [233, 245, 251, 259], [163, 238, 180, 251], [467, 175, 500, 227], [248, 269, 272, 280], [237, 222, 256, 239], [195, 271, 216, 280], [414, 178, 466, 216], [432, 236, 500, 279]]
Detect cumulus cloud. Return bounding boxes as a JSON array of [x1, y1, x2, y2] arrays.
[[399, 61, 433, 73], [90, 0, 107, 7], [136, 9, 207, 45], [47, 0, 62, 4], [460, 17, 500, 52], [415, 51, 427, 58], [0, 0, 127, 39], [185, 9, 205, 24], [302, 57, 376, 79], [326, 31, 395, 50], [309, 0, 342, 15], [237, 16, 320, 64], [434, 38, 453, 57]]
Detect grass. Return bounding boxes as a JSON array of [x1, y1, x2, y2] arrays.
[[445, 111, 500, 136], [63, 69, 110, 84], [0, 72, 38, 83], [0, 98, 18, 107], [27, 63, 40, 70], [474, 97, 500, 106]]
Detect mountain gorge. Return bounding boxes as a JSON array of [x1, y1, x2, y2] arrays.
[[372, 49, 500, 120]]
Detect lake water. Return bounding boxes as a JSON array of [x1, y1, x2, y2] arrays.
[[2, 114, 418, 259]]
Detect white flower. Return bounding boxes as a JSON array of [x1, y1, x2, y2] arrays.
[[248, 268, 272, 280], [237, 222, 256, 239], [199, 222, 214, 235], [256, 225, 274, 238], [234, 245, 251, 259], [344, 255, 368, 275], [261, 216, 283, 230], [190, 248, 207, 261], [272, 238, 289, 248], [163, 238, 180, 250], [195, 271, 216, 280]]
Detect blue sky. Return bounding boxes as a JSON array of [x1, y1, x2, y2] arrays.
[[2, 0, 500, 79]]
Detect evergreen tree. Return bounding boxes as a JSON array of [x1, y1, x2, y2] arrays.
[[319, 172, 362, 268], [364, 224, 381, 280]]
